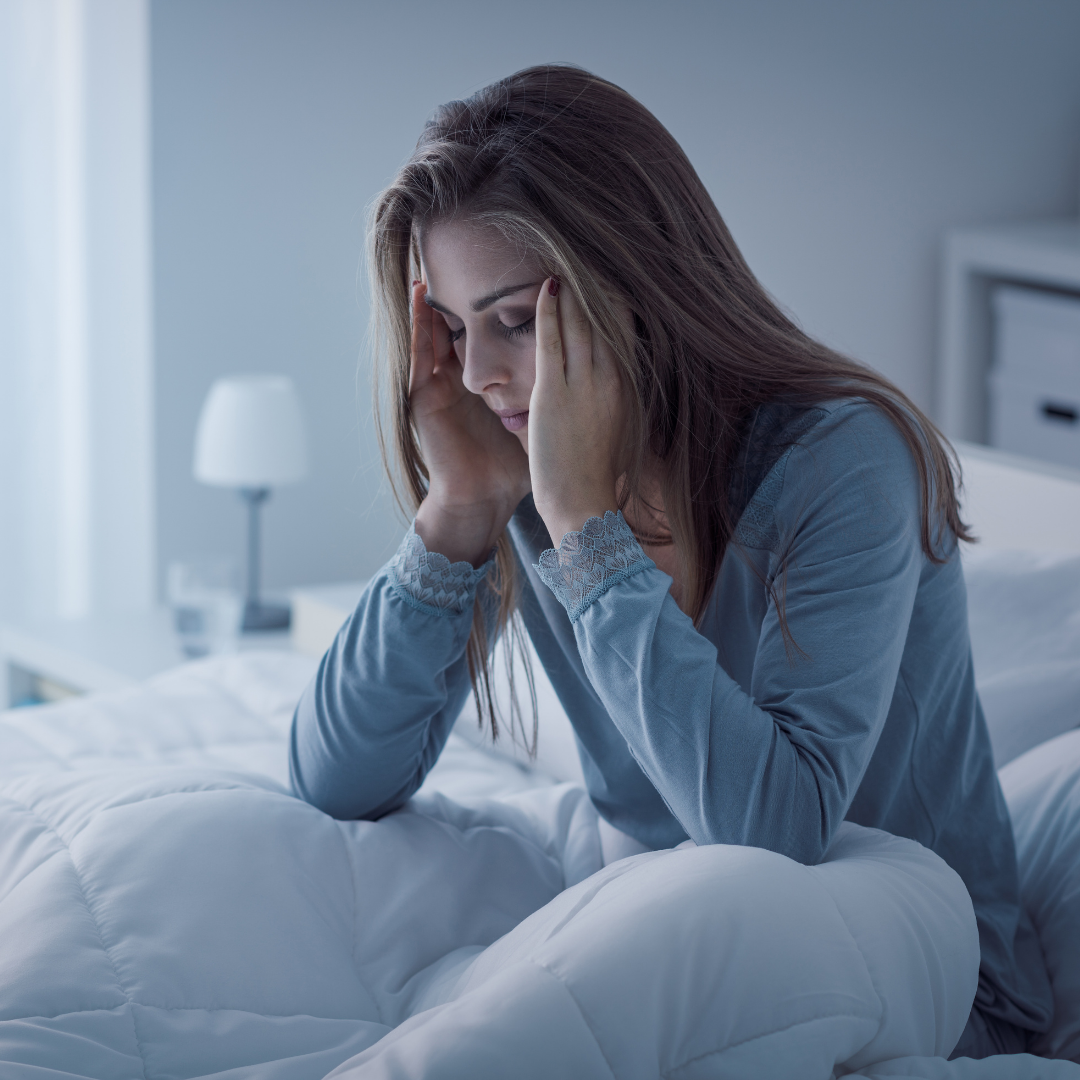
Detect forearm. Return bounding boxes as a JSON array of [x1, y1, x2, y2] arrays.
[[572, 569, 847, 861], [537, 502, 919, 863], [289, 528, 494, 819]]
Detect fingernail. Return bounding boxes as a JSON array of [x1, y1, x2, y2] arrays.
[[548, 277, 560, 297], [412, 279, 421, 287]]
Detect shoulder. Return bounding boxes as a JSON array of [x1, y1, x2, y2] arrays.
[[734, 398, 923, 552], [790, 398, 918, 479], [783, 398, 923, 539], [734, 397, 913, 496]]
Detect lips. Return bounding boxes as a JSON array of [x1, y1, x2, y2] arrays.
[[499, 410, 529, 432]]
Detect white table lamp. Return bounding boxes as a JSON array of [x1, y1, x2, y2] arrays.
[[194, 375, 307, 631]]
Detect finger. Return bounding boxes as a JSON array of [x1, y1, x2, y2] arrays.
[[534, 276, 566, 393], [409, 279, 435, 394], [556, 281, 594, 385], [429, 307, 454, 375]]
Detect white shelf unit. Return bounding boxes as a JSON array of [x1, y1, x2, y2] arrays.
[[937, 219, 1080, 444], [0, 610, 291, 710]]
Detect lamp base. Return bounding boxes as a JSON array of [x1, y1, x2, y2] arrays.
[[242, 599, 291, 632]]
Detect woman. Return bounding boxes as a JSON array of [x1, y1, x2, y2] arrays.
[[290, 65, 1051, 1059]]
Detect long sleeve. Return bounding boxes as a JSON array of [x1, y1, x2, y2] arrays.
[[289, 527, 494, 820], [535, 402, 926, 864]]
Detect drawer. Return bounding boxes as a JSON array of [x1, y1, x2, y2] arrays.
[[993, 285, 1080, 393], [989, 371, 1080, 469]]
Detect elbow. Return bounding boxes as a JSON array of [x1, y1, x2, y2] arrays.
[[288, 717, 421, 821], [782, 786, 842, 866], [689, 821, 828, 865], [698, 824, 829, 866], [288, 710, 314, 804], [692, 787, 836, 866], [779, 749, 848, 865], [287, 715, 344, 815], [783, 831, 830, 867]]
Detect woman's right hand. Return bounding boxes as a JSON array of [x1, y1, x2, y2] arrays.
[[408, 280, 531, 566]]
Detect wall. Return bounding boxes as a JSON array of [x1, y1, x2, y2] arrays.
[[150, 0, 1080, 592]]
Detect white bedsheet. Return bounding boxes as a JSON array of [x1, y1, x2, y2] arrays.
[[1, 653, 1077, 1079]]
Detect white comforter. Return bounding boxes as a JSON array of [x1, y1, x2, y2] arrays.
[[0, 653, 1076, 1080]]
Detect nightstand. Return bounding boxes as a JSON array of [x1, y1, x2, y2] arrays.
[[0, 610, 291, 709]]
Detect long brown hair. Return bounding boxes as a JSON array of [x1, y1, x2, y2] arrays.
[[368, 64, 970, 737]]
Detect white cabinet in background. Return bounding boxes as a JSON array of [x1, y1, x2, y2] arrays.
[[989, 285, 1080, 469], [937, 219, 1080, 456]]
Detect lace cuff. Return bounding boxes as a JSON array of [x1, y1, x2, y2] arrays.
[[535, 510, 654, 623], [388, 525, 493, 617]]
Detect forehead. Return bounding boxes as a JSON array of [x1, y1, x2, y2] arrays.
[[420, 219, 541, 291]]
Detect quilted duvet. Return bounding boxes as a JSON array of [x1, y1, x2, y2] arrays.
[[1, 654, 1078, 1079]]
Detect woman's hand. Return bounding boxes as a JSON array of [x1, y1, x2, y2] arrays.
[[409, 280, 530, 565], [529, 279, 626, 548]]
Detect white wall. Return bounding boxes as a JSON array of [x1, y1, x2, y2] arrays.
[[150, 0, 1080, 591]]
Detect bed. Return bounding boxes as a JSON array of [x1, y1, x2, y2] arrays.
[[1, 442, 1078, 1079]]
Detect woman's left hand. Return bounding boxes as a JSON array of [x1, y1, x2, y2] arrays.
[[529, 277, 627, 548]]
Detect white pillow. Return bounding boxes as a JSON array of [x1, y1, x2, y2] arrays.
[[999, 727, 1080, 1062], [963, 548, 1080, 768]]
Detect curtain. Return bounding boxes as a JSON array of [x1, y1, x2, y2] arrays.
[[0, 0, 154, 622]]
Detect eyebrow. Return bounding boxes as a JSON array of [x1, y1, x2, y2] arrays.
[[424, 280, 539, 316]]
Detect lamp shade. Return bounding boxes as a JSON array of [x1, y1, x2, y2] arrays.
[[194, 375, 307, 487]]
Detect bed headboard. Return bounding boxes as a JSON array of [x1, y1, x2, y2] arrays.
[[955, 441, 1080, 554]]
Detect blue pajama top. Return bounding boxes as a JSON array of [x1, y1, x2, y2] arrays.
[[290, 398, 1053, 1036]]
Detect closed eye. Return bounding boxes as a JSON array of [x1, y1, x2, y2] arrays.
[[500, 316, 535, 341], [447, 326, 466, 343]]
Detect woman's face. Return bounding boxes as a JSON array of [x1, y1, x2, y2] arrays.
[[420, 219, 545, 451]]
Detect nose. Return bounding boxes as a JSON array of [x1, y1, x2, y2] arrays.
[[460, 336, 512, 396]]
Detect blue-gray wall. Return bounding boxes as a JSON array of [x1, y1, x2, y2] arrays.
[[151, 0, 1080, 592]]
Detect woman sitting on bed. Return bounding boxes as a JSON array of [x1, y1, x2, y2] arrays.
[[290, 65, 1051, 1059]]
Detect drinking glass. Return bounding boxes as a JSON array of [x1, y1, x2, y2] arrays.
[[167, 559, 243, 658]]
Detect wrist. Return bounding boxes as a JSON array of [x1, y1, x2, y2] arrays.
[[534, 482, 619, 549], [539, 505, 620, 550], [414, 495, 515, 567]]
